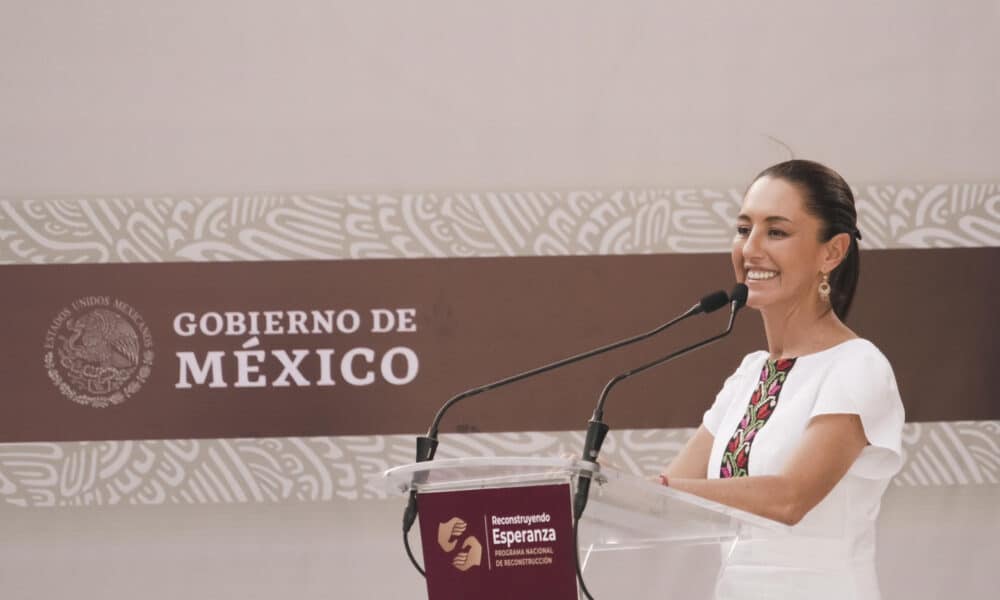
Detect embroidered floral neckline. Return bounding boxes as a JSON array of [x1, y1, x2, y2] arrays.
[[720, 357, 797, 478]]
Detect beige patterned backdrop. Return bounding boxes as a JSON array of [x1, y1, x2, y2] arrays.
[[3, 186, 999, 508], [1, 422, 997, 508], [3, 184, 998, 263]]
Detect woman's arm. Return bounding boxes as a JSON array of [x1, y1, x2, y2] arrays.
[[665, 413, 868, 526], [664, 425, 715, 479]]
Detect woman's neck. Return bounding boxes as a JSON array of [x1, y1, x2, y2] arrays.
[[759, 300, 855, 360]]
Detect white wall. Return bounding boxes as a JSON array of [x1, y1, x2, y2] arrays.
[[1, 1, 998, 195]]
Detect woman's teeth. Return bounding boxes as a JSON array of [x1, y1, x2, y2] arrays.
[[747, 270, 778, 280]]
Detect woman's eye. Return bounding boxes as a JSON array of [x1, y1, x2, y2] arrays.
[[736, 225, 750, 236], [768, 229, 788, 238]]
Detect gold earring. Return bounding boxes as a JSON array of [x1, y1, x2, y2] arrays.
[[818, 272, 831, 302]]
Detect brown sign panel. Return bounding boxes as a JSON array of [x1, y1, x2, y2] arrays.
[[418, 483, 578, 600], [2, 248, 997, 443]]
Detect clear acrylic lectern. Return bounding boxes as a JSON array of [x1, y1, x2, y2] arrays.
[[384, 457, 788, 599]]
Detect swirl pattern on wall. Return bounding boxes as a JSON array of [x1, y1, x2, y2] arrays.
[[0, 422, 995, 508], [2, 183, 998, 264]]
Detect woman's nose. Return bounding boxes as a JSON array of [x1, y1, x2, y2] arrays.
[[742, 229, 764, 258]]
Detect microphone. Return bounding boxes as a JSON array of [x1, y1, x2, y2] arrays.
[[401, 289, 731, 542], [573, 284, 749, 521]]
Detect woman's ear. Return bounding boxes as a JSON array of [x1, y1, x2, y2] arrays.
[[821, 232, 852, 273]]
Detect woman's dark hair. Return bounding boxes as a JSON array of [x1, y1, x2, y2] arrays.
[[753, 159, 861, 321]]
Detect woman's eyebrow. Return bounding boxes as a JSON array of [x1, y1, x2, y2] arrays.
[[736, 214, 793, 223]]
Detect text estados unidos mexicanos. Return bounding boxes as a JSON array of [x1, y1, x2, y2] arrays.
[[172, 308, 420, 388], [491, 512, 557, 548]]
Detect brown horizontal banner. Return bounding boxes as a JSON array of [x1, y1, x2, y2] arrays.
[[2, 248, 997, 443]]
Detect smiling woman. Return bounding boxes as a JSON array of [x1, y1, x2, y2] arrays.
[[737, 161, 862, 323], [662, 160, 905, 600]]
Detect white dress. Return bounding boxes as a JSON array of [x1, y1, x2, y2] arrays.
[[702, 338, 905, 600]]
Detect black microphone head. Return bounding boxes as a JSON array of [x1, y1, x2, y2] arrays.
[[730, 284, 749, 309], [698, 290, 730, 314]]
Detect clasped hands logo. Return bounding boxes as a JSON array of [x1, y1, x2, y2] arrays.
[[437, 517, 483, 572]]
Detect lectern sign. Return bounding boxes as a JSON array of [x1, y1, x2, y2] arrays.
[[417, 483, 578, 599]]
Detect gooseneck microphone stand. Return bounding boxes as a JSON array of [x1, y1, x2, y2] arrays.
[[571, 284, 748, 600], [401, 290, 731, 577]]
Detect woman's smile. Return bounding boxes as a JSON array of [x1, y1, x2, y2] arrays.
[[745, 269, 779, 282]]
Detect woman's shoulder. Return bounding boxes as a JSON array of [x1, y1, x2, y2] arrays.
[[802, 338, 898, 387], [816, 337, 891, 366]]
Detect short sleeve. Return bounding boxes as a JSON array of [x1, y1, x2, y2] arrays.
[[703, 352, 764, 436], [810, 342, 905, 480]]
